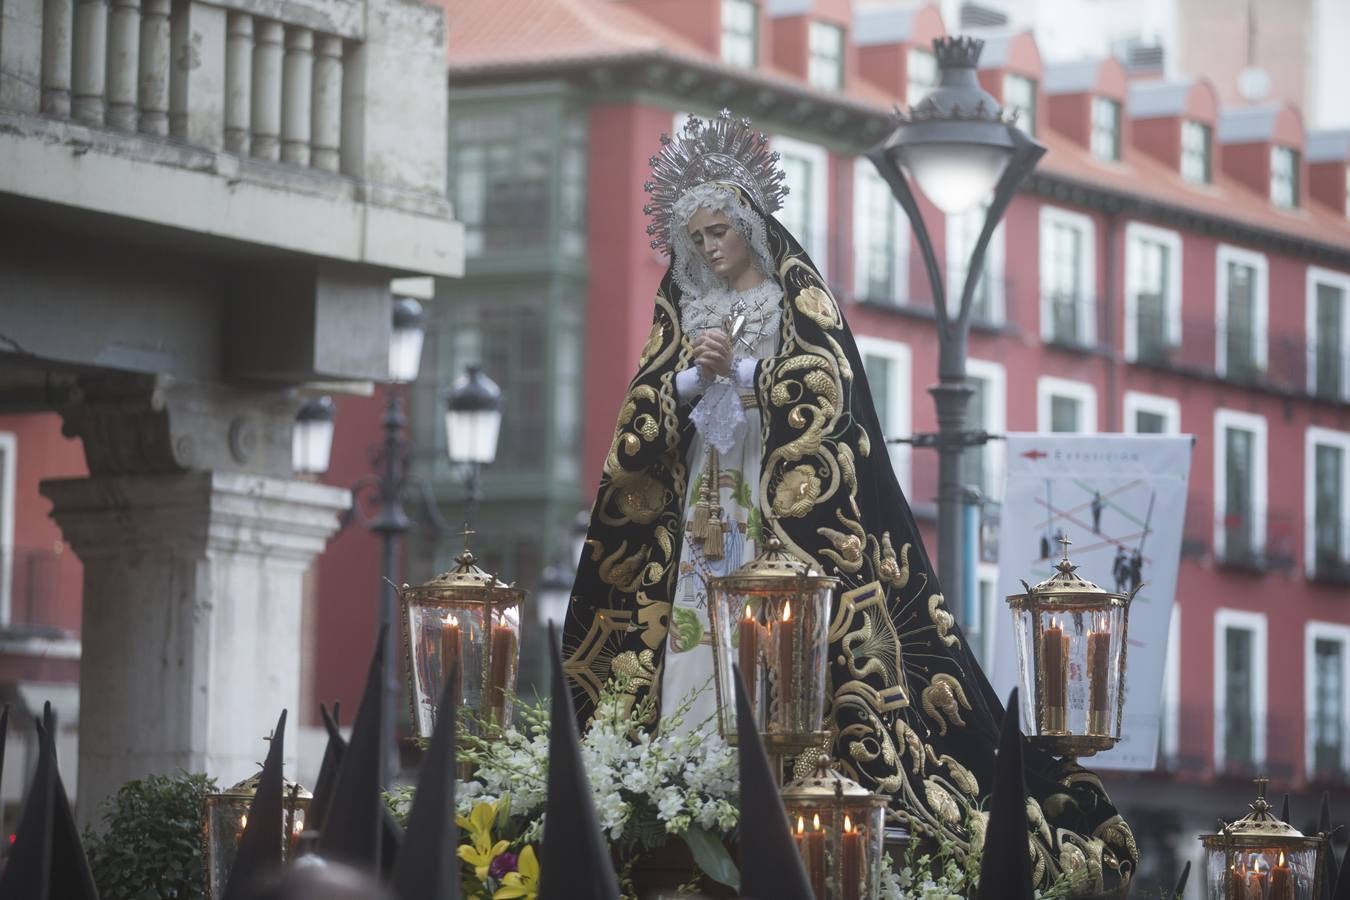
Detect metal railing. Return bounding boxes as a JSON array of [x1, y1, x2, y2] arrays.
[[4, 544, 74, 636], [1180, 494, 1297, 571]]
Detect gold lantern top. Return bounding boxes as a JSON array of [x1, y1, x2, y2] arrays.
[[1200, 778, 1327, 900], [1201, 778, 1325, 854], [715, 535, 838, 592], [400, 547, 526, 610], [780, 758, 888, 812], [1006, 544, 1134, 613], [211, 770, 313, 804]]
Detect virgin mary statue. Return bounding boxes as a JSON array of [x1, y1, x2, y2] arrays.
[[563, 111, 1137, 891]]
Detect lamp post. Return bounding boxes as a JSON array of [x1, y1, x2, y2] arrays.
[[445, 364, 503, 530], [867, 35, 1045, 645]]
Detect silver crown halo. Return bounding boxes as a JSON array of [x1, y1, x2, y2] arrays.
[[642, 109, 789, 252]]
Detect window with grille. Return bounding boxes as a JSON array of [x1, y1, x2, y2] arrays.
[[1181, 121, 1211, 184], [961, 376, 990, 493], [1135, 410, 1166, 434], [947, 202, 1004, 324], [454, 110, 560, 256], [1271, 146, 1300, 209], [1128, 231, 1176, 362], [1040, 208, 1092, 346], [1312, 439, 1348, 576], [906, 48, 938, 109], [721, 0, 758, 68], [1314, 638, 1345, 778], [1218, 250, 1267, 382], [1224, 625, 1255, 768], [1037, 377, 1096, 434], [808, 22, 844, 91], [1090, 97, 1121, 161], [853, 163, 902, 303], [1223, 426, 1257, 560], [1312, 276, 1348, 401], [859, 341, 912, 491], [1003, 73, 1036, 135], [779, 153, 813, 258]]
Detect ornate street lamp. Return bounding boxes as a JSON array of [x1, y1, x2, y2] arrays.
[[445, 364, 503, 529], [868, 35, 1046, 647], [1200, 778, 1328, 899], [292, 395, 336, 476]]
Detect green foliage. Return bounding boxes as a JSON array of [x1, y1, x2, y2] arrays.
[[84, 771, 216, 900]]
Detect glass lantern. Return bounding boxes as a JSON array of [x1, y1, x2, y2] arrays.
[[780, 760, 888, 900], [1200, 778, 1327, 899], [707, 535, 837, 755], [202, 771, 311, 898], [1005, 537, 1133, 756], [399, 543, 524, 739]]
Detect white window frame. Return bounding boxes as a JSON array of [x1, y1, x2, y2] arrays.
[[1213, 408, 1269, 560], [966, 358, 1007, 501], [1305, 427, 1350, 577], [773, 134, 830, 280], [807, 20, 844, 91], [1003, 72, 1036, 135], [977, 561, 1000, 665], [1161, 601, 1181, 765], [720, 0, 759, 68], [1215, 244, 1270, 378], [0, 432, 13, 625], [1270, 145, 1299, 209], [1181, 120, 1212, 184], [1038, 205, 1096, 345], [1122, 391, 1181, 434], [852, 159, 908, 304], [1089, 96, 1120, 162], [905, 47, 937, 109], [945, 205, 1006, 325], [1036, 375, 1098, 434], [1214, 608, 1268, 771], [1305, 621, 1350, 779], [1306, 266, 1350, 400], [854, 336, 913, 497], [1123, 221, 1183, 361]]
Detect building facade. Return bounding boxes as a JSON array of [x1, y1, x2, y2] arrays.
[[388, 0, 1350, 892]]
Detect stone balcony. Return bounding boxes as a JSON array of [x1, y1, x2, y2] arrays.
[[0, 0, 460, 282]]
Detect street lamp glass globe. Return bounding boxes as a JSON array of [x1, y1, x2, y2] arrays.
[[445, 365, 503, 466], [389, 298, 427, 383], [292, 396, 336, 475], [899, 143, 1011, 215]]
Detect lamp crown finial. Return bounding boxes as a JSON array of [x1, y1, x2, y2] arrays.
[[932, 35, 985, 69]]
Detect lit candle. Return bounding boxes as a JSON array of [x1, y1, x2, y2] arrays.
[[841, 814, 863, 900], [1270, 851, 1294, 900], [1244, 857, 1267, 900], [739, 604, 761, 706], [488, 619, 518, 724], [777, 601, 796, 725], [1041, 618, 1068, 732], [803, 812, 825, 899], [1087, 620, 1112, 734], [441, 614, 463, 712]]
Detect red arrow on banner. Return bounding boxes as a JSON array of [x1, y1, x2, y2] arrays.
[[1021, 449, 1048, 461]]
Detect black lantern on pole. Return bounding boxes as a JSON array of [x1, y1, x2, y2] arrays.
[[867, 36, 1045, 646], [292, 395, 336, 476], [389, 297, 427, 384], [445, 365, 503, 527]]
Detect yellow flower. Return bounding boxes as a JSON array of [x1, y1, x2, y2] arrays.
[[493, 845, 540, 900], [457, 800, 510, 882]]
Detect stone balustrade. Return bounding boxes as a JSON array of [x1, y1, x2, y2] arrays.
[[4, 0, 364, 176]]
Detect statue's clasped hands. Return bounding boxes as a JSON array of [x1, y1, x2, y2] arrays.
[[692, 329, 734, 381]]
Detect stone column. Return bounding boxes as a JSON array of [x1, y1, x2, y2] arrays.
[[309, 34, 342, 172], [280, 26, 312, 166], [104, 0, 140, 130], [71, 0, 108, 125], [43, 472, 348, 821], [249, 19, 283, 161], [136, 0, 170, 134], [41, 0, 75, 117], [168, 0, 224, 147], [1, 0, 44, 112], [223, 11, 252, 154]]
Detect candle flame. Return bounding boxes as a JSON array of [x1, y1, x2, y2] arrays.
[[744, 604, 753, 621], [445, 613, 459, 627], [1279, 851, 1285, 866], [812, 813, 821, 831], [796, 816, 805, 835], [240, 814, 248, 829], [844, 815, 853, 832], [294, 820, 304, 834], [783, 601, 792, 621], [1253, 857, 1263, 874]]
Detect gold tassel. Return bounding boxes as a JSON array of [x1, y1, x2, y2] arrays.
[[702, 448, 724, 560], [703, 511, 724, 560], [691, 467, 710, 539]]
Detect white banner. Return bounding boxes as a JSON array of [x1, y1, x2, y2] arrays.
[[989, 434, 1192, 771]]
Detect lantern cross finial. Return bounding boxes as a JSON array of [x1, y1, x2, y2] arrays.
[[1058, 533, 1072, 561], [460, 524, 476, 551]]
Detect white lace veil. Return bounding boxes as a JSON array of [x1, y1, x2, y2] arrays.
[[669, 183, 777, 298]]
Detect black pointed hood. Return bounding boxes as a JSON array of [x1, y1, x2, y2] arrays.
[[1281, 793, 1290, 825], [0, 702, 98, 900], [222, 709, 289, 900], [734, 664, 813, 900], [1334, 833, 1350, 900], [538, 624, 620, 900], [306, 702, 344, 835], [976, 688, 1034, 900], [1171, 860, 1190, 899], [391, 662, 461, 900], [317, 626, 388, 872], [1321, 791, 1338, 900]]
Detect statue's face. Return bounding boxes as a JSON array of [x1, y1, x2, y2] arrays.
[[686, 206, 754, 284]]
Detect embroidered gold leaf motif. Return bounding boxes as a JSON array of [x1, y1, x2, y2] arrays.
[[928, 595, 960, 648], [795, 285, 841, 329], [1059, 843, 1088, 877], [1093, 816, 1140, 864], [669, 607, 703, 653], [598, 542, 650, 592], [803, 369, 839, 408], [621, 433, 641, 457], [929, 750, 979, 797], [967, 809, 989, 849], [857, 429, 870, 458], [771, 464, 821, 518], [920, 673, 971, 736], [634, 413, 659, 442], [639, 320, 664, 366], [615, 473, 664, 524], [878, 533, 911, 588], [923, 778, 962, 825], [818, 526, 864, 574], [894, 719, 925, 775]]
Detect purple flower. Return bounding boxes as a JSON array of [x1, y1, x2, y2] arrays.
[[488, 851, 519, 879]]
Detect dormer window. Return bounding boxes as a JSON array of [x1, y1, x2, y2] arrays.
[[721, 0, 758, 68], [1003, 73, 1036, 135], [906, 48, 938, 109], [1271, 145, 1300, 208], [1090, 97, 1121, 161], [1181, 120, 1212, 184], [808, 21, 844, 91]]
